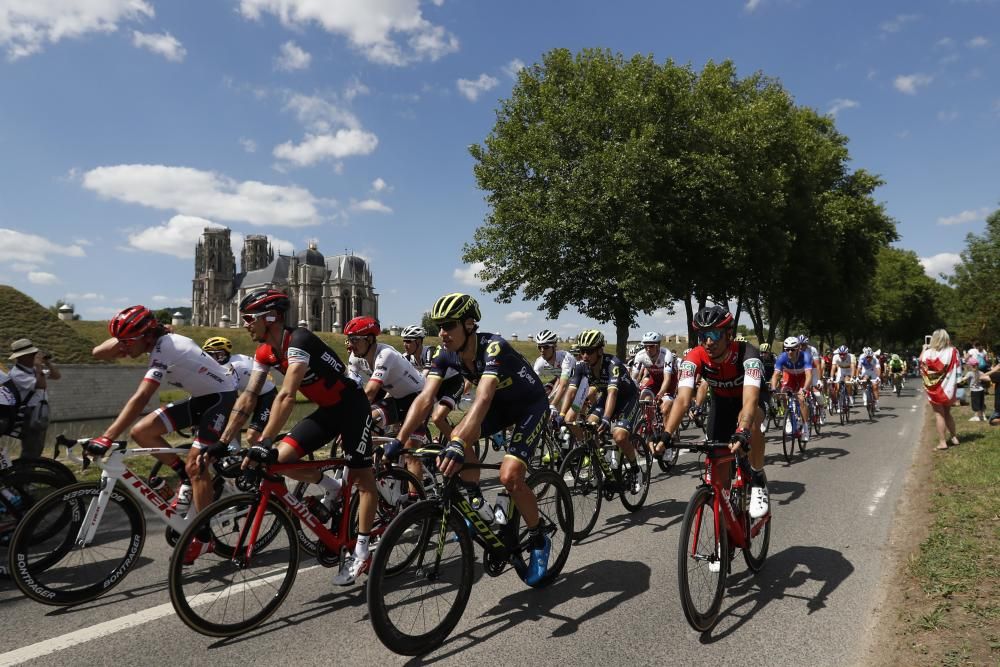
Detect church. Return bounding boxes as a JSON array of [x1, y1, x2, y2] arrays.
[[190, 227, 378, 331]]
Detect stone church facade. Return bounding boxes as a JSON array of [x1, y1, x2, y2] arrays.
[[191, 227, 378, 331]]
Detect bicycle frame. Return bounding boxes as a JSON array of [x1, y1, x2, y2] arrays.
[[690, 444, 768, 554], [638, 398, 664, 438]]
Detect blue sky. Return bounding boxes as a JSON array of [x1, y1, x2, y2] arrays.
[[0, 0, 997, 341]]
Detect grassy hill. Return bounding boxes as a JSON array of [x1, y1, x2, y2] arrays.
[[0, 286, 107, 366]]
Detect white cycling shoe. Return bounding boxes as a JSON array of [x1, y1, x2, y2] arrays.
[[333, 552, 371, 586], [749, 485, 770, 519]]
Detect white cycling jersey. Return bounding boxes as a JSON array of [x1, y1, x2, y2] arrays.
[[349, 342, 425, 399], [0, 370, 15, 407], [533, 350, 568, 383], [228, 353, 276, 394], [143, 334, 237, 396], [560, 352, 577, 380], [631, 348, 675, 385], [831, 352, 855, 383], [857, 354, 881, 381]]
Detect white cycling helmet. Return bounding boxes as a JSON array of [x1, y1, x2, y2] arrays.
[[797, 334, 809, 345], [641, 331, 662, 344], [836, 345, 849, 355], [401, 325, 426, 340], [627, 343, 642, 356], [534, 329, 558, 345], [783, 336, 800, 350], [863, 346, 873, 355]]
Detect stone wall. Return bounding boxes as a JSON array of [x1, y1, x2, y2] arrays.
[[45, 364, 160, 421]]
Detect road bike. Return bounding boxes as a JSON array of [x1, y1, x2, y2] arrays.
[[805, 388, 823, 438], [858, 377, 876, 421], [677, 440, 771, 632], [836, 379, 853, 425], [366, 447, 573, 656], [636, 396, 678, 473], [167, 449, 423, 637], [7, 435, 240, 605], [891, 371, 903, 397], [557, 420, 652, 540], [767, 392, 786, 431], [774, 391, 805, 463]]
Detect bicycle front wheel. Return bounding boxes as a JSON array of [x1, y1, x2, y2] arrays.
[[8, 481, 146, 605], [558, 446, 602, 540], [508, 469, 573, 588], [781, 415, 796, 463], [742, 505, 771, 573], [367, 500, 474, 656], [620, 437, 651, 512], [677, 485, 728, 632], [168, 494, 299, 637]]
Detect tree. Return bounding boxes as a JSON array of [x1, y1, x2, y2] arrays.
[[154, 308, 173, 325], [420, 311, 437, 336], [869, 247, 947, 349], [949, 207, 1000, 343]]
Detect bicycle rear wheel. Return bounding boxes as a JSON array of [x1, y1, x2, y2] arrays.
[[169, 494, 299, 637], [866, 390, 875, 421], [742, 501, 771, 573], [677, 485, 727, 632], [1, 468, 73, 577], [620, 437, 651, 512], [558, 446, 602, 540], [508, 469, 573, 588], [367, 500, 474, 656], [781, 415, 796, 463], [8, 481, 146, 605]]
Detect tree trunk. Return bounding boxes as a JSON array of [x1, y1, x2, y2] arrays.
[[684, 295, 695, 347], [615, 318, 630, 359]]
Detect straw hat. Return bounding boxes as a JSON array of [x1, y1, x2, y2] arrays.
[[9, 338, 40, 360]]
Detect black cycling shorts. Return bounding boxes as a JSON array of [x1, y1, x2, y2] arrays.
[[480, 397, 549, 465], [589, 391, 641, 433], [281, 388, 373, 469], [249, 388, 277, 432], [435, 374, 465, 410], [706, 395, 742, 443], [156, 391, 236, 450], [373, 393, 429, 444]]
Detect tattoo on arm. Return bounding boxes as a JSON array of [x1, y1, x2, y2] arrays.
[[244, 370, 266, 397]]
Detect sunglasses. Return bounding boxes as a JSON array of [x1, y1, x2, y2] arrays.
[[580, 347, 600, 355], [346, 336, 368, 345], [696, 330, 725, 342], [241, 312, 269, 326], [537, 344, 554, 350], [436, 320, 460, 331]]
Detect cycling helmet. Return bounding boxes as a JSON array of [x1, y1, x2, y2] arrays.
[[578, 330, 605, 349], [401, 325, 426, 340], [682, 348, 692, 357], [202, 337, 233, 354], [534, 329, 558, 345], [109, 305, 158, 339], [691, 305, 734, 331], [782, 336, 800, 350], [836, 345, 849, 355], [430, 293, 481, 324], [797, 334, 809, 345], [735, 334, 747, 342], [344, 316, 380, 337], [759, 342, 770, 353], [239, 288, 290, 314], [862, 346, 873, 356], [641, 331, 662, 344], [891, 353, 901, 361], [627, 343, 642, 357]]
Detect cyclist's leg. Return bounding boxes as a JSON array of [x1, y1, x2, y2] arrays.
[[245, 388, 277, 447], [186, 391, 237, 511], [611, 393, 641, 462], [134, 399, 193, 503]]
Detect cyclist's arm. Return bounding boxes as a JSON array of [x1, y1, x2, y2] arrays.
[[220, 369, 267, 443], [770, 369, 781, 392], [558, 381, 578, 416], [737, 381, 761, 433], [92, 337, 128, 361], [602, 386, 618, 419], [364, 378, 382, 403], [451, 374, 497, 444], [395, 374, 441, 444], [548, 376, 567, 408], [258, 362, 308, 443], [657, 369, 672, 397], [803, 367, 813, 391], [663, 384, 693, 435], [103, 378, 160, 441]]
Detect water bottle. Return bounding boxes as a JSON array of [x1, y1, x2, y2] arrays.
[[493, 492, 510, 525], [467, 487, 494, 524], [605, 446, 617, 469], [148, 475, 173, 501], [173, 483, 192, 515]]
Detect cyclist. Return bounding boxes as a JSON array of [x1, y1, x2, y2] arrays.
[[400, 325, 427, 368], [384, 293, 554, 586], [558, 329, 643, 492], [758, 342, 776, 422], [857, 346, 882, 410], [401, 324, 467, 443], [828, 345, 857, 411], [217, 289, 378, 586], [631, 331, 677, 441], [799, 335, 825, 425], [202, 336, 277, 447], [888, 353, 905, 390], [91, 305, 238, 561], [345, 316, 428, 494], [771, 336, 814, 442], [660, 305, 769, 518]]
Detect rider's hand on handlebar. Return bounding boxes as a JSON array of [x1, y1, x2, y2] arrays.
[[88, 436, 114, 458], [243, 437, 276, 469], [729, 428, 751, 454], [436, 439, 465, 478], [383, 438, 404, 462], [598, 418, 611, 434]]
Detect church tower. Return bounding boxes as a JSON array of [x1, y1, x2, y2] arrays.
[[241, 234, 273, 273], [191, 227, 236, 326]]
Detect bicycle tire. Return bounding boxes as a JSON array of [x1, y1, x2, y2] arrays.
[[558, 446, 602, 540], [656, 440, 680, 473], [164, 474, 227, 549], [781, 415, 795, 463], [8, 481, 146, 605], [11, 457, 76, 485], [619, 436, 651, 512], [0, 469, 74, 578], [867, 390, 875, 421], [168, 494, 299, 637], [367, 499, 474, 656], [677, 485, 727, 632], [742, 502, 771, 573], [507, 469, 573, 588]]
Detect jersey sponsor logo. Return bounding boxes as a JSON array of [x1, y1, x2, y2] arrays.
[[288, 346, 311, 364], [320, 350, 345, 372], [151, 361, 167, 370], [151, 370, 164, 380], [517, 366, 537, 385], [679, 360, 697, 380]]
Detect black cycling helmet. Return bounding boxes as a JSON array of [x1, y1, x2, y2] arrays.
[[691, 305, 734, 331], [239, 288, 290, 314]]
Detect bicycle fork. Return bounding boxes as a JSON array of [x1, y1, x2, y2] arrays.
[[76, 473, 116, 547]]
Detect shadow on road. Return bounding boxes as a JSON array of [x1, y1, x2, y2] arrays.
[[698, 545, 855, 643], [412, 559, 651, 665], [767, 479, 805, 507]]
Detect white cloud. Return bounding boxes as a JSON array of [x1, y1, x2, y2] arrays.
[[82, 164, 324, 227], [28, 271, 58, 285], [11, 263, 39, 272], [893, 73, 933, 95], [0, 229, 86, 264], [880, 14, 920, 33], [131, 30, 186, 62], [967, 36, 990, 48], [238, 0, 458, 66], [275, 40, 311, 71], [129, 215, 223, 259], [239, 137, 257, 153], [283, 92, 362, 131], [505, 311, 531, 323], [453, 261, 486, 287], [456, 73, 499, 102], [371, 177, 390, 193], [0, 0, 153, 61], [344, 78, 370, 101], [936, 206, 990, 225], [65, 292, 104, 300], [559, 322, 580, 331], [74, 238, 93, 246], [744, 0, 763, 12], [273, 129, 379, 167], [350, 199, 393, 214], [503, 58, 525, 79], [920, 252, 961, 278], [937, 110, 959, 122], [827, 98, 860, 116]]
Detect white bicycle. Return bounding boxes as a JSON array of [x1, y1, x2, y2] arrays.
[[7, 435, 242, 606]]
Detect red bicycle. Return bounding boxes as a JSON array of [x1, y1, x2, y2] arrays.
[[677, 440, 772, 632], [635, 397, 678, 473], [167, 453, 422, 637]]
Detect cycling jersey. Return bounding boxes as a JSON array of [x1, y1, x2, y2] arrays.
[[144, 334, 237, 397], [533, 350, 568, 384], [889, 359, 904, 372], [568, 354, 638, 403], [678, 342, 763, 399], [632, 348, 678, 397], [427, 333, 547, 408], [227, 353, 276, 394], [349, 342, 425, 400], [858, 354, 881, 379], [774, 349, 814, 391], [808, 345, 823, 386], [421, 344, 459, 380], [253, 328, 359, 407]]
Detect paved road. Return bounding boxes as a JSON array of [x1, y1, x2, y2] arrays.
[[0, 384, 926, 667]]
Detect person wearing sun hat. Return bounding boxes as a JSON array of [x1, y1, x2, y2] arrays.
[[8, 337, 60, 457]]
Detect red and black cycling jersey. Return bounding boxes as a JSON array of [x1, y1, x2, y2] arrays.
[[678, 341, 764, 399], [252, 327, 360, 407]]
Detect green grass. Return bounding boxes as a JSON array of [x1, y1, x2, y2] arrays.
[[0, 285, 106, 366]]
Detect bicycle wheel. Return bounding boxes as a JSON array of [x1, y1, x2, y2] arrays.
[[347, 466, 427, 555], [781, 415, 795, 463], [529, 428, 562, 470], [742, 498, 771, 573], [367, 499, 474, 656], [165, 474, 227, 549], [866, 390, 875, 421], [508, 469, 573, 588], [168, 494, 299, 637], [677, 485, 728, 632], [0, 469, 74, 578], [11, 457, 76, 485], [8, 481, 146, 605], [620, 437, 651, 512], [656, 438, 680, 473], [558, 446, 602, 540]]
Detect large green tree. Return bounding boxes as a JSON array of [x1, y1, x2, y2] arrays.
[[949, 207, 1000, 343], [869, 247, 947, 349]]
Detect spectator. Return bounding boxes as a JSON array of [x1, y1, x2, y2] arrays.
[[986, 343, 1000, 426], [959, 358, 987, 422], [8, 338, 60, 458], [919, 329, 960, 450]]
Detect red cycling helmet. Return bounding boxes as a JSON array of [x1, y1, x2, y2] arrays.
[[239, 289, 290, 314], [109, 305, 158, 339], [344, 316, 380, 337]]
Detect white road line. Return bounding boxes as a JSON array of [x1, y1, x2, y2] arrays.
[[867, 477, 892, 516], [0, 564, 321, 666], [896, 429, 907, 438]]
